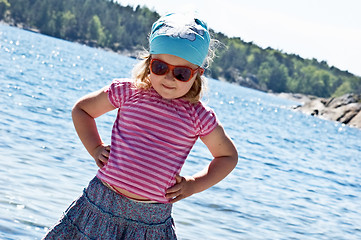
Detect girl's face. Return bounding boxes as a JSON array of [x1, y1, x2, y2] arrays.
[[149, 54, 200, 100]]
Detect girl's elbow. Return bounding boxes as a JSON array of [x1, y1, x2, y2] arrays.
[[71, 101, 81, 118], [71, 100, 89, 121], [232, 153, 238, 168], [230, 148, 238, 168]]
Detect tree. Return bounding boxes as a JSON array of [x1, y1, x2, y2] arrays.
[[0, 0, 10, 20], [9, 0, 30, 23], [333, 81, 352, 97], [58, 10, 77, 39], [88, 15, 106, 46], [257, 62, 272, 86], [268, 64, 288, 93]]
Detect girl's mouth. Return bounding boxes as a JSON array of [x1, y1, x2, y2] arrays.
[[162, 84, 175, 90]]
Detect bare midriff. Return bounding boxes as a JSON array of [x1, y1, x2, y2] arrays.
[[100, 180, 152, 201]]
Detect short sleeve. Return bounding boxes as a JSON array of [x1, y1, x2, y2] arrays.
[[194, 102, 219, 137], [105, 79, 134, 108]]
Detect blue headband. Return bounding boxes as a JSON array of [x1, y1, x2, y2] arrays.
[[149, 13, 210, 66]]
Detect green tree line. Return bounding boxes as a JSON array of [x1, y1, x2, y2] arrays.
[[1, 0, 159, 50], [1, 0, 360, 97], [211, 33, 361, 97]]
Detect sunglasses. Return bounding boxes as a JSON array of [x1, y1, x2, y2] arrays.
[[150, 58, 203, 82]]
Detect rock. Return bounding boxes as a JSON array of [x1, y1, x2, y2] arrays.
[[293, 97, 327, 115], [349, 111, 361, 128], [292, 93, 361, 129], [235, 74, 267, 92], [324, 94, 361, 108], [321, 103, 361, 123], [274, 93, 361, 129], [225, 68, 267, 92]]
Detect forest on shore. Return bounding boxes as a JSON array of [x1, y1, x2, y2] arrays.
[[1, 0, 360, 98]]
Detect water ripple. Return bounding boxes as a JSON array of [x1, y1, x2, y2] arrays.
[[1, 24, 361, 240]]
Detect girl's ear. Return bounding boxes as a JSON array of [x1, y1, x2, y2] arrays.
[[198, 68, 205, 76]]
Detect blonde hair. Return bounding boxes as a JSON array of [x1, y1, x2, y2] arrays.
[[132, 53, 206, 103], [131, 38, 219, 103]]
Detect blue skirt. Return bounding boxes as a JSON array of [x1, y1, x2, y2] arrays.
[[43, 177, 177, 240]]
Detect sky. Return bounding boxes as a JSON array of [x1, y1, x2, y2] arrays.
[[116, 0, 361, 76]]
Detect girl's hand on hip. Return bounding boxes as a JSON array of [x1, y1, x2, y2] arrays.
[[166, 175, 195, 203], [93, 144, 110, 168]]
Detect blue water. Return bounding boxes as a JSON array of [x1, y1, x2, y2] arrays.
[[1, 24, 361, 240]]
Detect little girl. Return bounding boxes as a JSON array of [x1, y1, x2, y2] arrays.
[[43, 12, 238, 239]]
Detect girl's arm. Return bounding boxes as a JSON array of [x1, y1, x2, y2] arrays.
[[166, 125, 238, 203], [72, 86, 116, 168]]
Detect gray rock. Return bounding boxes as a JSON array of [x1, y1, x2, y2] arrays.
[[293, 94, 361, 129], [274, 93, 361, 129]]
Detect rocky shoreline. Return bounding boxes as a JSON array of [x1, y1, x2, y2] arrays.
[[274, 93, 361, 129]]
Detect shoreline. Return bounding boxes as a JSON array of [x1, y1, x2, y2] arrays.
[[0, 21, 142, 59], [3, 22, 360, 129], [273, 92, 361, 129]]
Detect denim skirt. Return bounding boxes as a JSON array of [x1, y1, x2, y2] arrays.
[[43, 177, 177, 240]]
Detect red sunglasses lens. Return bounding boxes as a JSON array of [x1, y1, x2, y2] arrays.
[[173, 68, 192, 82], [151, 60, 168, 75]]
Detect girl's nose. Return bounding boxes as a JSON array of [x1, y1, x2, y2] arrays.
[[164, 71, 175, 81]]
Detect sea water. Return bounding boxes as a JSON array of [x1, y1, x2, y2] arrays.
[[1, 24, 360, 240]]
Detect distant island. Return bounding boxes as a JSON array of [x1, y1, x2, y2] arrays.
[[1, 0, 361, 127]]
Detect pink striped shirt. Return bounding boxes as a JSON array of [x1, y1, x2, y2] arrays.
[[96, 79, 218, 203]]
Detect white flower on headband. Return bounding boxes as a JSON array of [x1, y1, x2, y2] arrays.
[[156, 14, 206, 42]]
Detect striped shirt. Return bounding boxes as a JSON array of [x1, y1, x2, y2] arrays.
[[96, 79, 218, 203]]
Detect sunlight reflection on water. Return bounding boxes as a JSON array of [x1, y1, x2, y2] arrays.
[[1, 24, 361, 240]]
